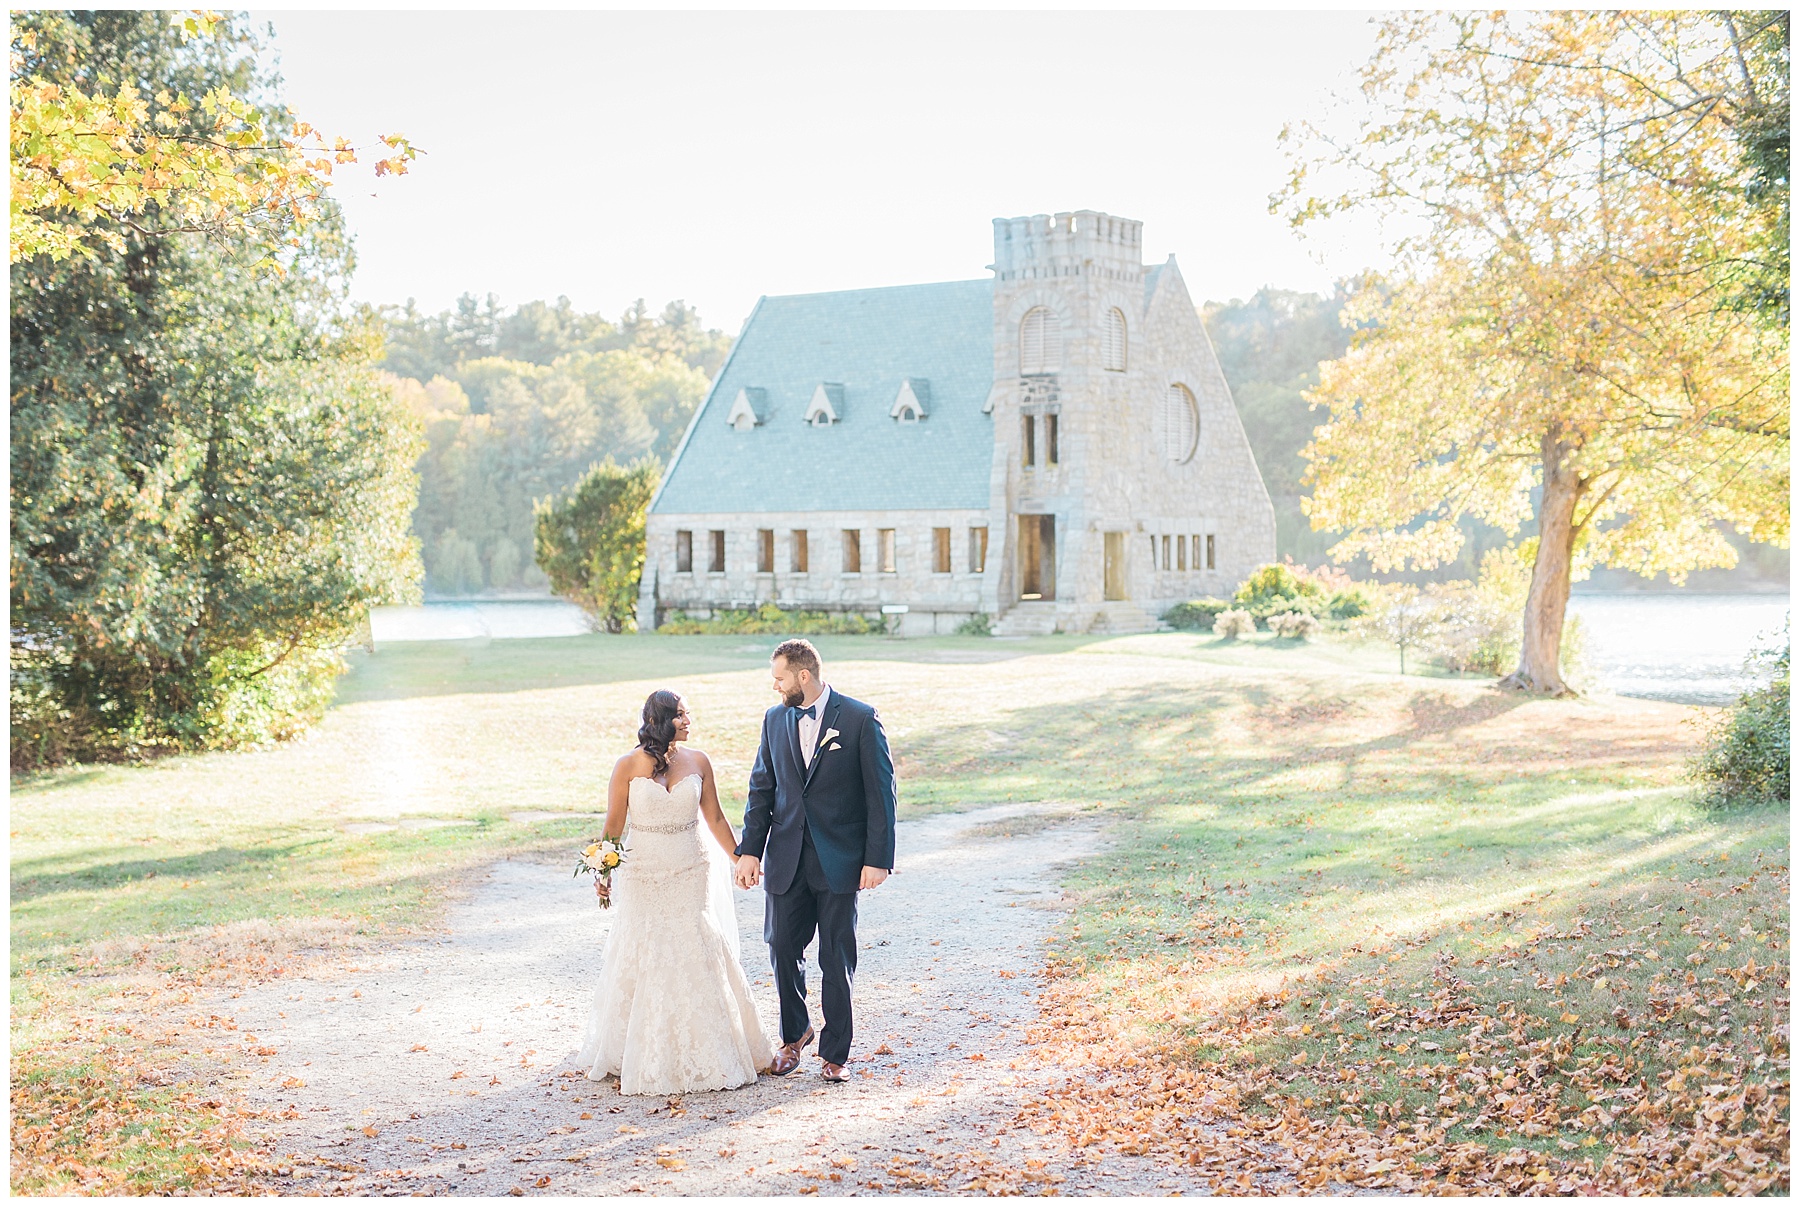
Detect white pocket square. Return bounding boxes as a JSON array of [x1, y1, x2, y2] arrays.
[[827, 741, 842, 751]]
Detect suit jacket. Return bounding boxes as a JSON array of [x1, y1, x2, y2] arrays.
[[736, 690, 897, 895]]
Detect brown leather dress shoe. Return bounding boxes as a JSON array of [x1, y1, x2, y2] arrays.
[[820, 1061, 849, 1083], [768, 1026, 815, 1076]]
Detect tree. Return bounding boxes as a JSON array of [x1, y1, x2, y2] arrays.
[[10, 11, 422, 766], [1280, 12, 1789, 695], [10, 11, 414, 269], [534, 459, 661, 633]]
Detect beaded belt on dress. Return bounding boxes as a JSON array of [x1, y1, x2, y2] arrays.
[[632, 818, 698, 834]]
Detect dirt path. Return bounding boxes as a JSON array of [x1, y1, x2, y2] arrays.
[[220, 804, 1222, 1196]]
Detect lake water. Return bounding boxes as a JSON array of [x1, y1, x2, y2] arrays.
[[370, 593, 1789, 706]]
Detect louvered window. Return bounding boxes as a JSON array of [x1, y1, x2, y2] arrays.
[[1102, 308, 1127, 372], [1162, 384, 1199, 464], [1019, 307, 1062, 376]]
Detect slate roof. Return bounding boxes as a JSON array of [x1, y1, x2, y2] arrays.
[[652, 280, 996, 515]]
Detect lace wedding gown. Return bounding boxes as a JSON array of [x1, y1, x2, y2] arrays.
[[577, 774, 773, 1094]]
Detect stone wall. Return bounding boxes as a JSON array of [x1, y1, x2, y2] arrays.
[[640, 508, 992, 635]]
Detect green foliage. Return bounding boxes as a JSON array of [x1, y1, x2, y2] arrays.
[[658, 605, 880, 636], [385, 298, 725, 595], [9, 13, 422, 770], [1721, 12, 1789, 328], [1201, 288, 1353, 564], [1233, 563, 1327, 618], [954, 612, 993, 637], [1325, 586, 1371, 619], [532, 459, 660, 634], [1692, 629, 1791, 805], [1162, 598, 1232, 630]]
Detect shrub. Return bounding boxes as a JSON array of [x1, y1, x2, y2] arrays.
[[1233, 563, 1328, 618], [533, 457, 661, 633], [658, 604, 880, 636], [1163, 598, 1232, 630], [954, 612, 993, 637], [1213, 608, 1257, 639], [1267, 611, 1324, 640], [1691, 630, 1790, 806], [1326, 586, 1372, 619]]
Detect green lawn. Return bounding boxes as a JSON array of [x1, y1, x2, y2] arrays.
[[10, 629, 1786, 1193]]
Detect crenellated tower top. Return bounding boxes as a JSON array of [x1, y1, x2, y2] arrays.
[[991, 210, 1144, 284]]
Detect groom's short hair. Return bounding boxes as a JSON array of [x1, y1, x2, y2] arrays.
[[772, 639, 821, 680]]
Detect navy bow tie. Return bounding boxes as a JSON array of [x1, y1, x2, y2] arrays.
[[794, 704, 816, 721]]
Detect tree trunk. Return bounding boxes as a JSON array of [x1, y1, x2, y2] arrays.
[[1502, 431, 1585, 695]]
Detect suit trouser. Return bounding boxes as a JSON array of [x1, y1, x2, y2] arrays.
[[765, 834, 858, 1066]]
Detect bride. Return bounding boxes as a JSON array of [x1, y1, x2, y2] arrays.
[[577, 690, 773, 1094]]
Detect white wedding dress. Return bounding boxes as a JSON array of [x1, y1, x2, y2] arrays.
[[577, 774, 773, 1094]]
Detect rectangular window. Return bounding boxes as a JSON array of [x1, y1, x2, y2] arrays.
[[757, 528, 774, 573], [1021, 414, 1036, 468], [842, 529, 862, 574], [1161, 534, 1172, 571], [676, 530, 693, 573], [1206, 533, 1216, 570], [709, 529, 726, 573], [932, 527, 951, 574], [878, 528, 897, 573], [969, 526, 988, 573], [791, 530, 809, 573], [1046, 413, 1059, 465], [1192, 534, 1202, 571], [1177, 533, 1187, 571]]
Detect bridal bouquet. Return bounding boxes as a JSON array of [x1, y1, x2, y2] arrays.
[[575, 837, 626, 909]]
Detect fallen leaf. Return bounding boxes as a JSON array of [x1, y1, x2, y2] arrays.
[[656, 1157, 686, 1170], [580, 1112, 593, 1120], [450, 1070, 467, 1080], [410, 1043, 429, 1052], [535, 1176, 551, 1188], [362, 1126, 379, 1138]]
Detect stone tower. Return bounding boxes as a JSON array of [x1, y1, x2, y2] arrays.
[[982, 210, 1275, 634]]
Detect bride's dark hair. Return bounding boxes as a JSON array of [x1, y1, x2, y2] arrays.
[[638, 690, 683, 779]]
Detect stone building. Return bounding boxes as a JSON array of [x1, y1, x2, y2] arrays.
[[639, 210, 1275, 635]]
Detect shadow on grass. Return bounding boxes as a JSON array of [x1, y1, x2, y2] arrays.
[[335, 633, 1114, 705], [11, 842, 321, 903]]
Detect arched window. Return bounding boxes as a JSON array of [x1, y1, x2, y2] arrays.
[[1019, 307, 1062, 376], [1102, 308, 1127, 372], [1162, 384, 1199, 464]]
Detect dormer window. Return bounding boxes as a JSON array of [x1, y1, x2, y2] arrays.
[[1019, 307, 1062, 376], [890, 378, 929, 423], [1102, 308, 1127, 372], [724, 386, 766, 431], [804, 382, 843, 427]]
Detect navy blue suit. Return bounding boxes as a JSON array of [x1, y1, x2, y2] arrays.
[[737, 690, 897, 1064]]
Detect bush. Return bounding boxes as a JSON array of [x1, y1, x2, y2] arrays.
[[1691, 631, 1790, 805], [1326, 586, 1372, 619], [1234, 563, 1328, 618], [1267, 611, 1323, 640], [658, 604, 881, 636], [954, 612, 993, 637], [1213, 608, 1257, 639], [1163, 598, 1232, 630], [533, 457, 661, 633]]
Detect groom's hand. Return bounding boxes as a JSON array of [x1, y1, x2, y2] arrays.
[[860, 866, 889, 891], [734, 855, 762, 890]]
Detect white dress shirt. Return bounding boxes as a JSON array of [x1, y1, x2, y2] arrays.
[[796, 685, 831, 768]]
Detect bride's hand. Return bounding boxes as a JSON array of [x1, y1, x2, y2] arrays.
[[595, 880, 611, 903]]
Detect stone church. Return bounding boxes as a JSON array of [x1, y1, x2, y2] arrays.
[[639, 210, 1275, 635]]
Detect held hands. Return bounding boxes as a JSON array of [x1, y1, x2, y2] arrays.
[[734, 855, 762, 890]]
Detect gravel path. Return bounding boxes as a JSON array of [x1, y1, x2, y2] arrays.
[[222, 804, 1221, 1196]]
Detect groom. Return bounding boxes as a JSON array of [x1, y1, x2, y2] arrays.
[[735, 638, 896, 1082]]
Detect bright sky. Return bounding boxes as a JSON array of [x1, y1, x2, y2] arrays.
[[250, 10, 1386, 333]]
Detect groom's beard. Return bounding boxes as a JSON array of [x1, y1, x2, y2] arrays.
[[780, 687, 804, 707]]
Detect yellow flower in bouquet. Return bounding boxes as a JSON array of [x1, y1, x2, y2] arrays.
[[574, 836, 627, 909]]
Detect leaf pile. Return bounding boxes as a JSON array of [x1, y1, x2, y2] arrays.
[[1013, 857, 1789, 1194]]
